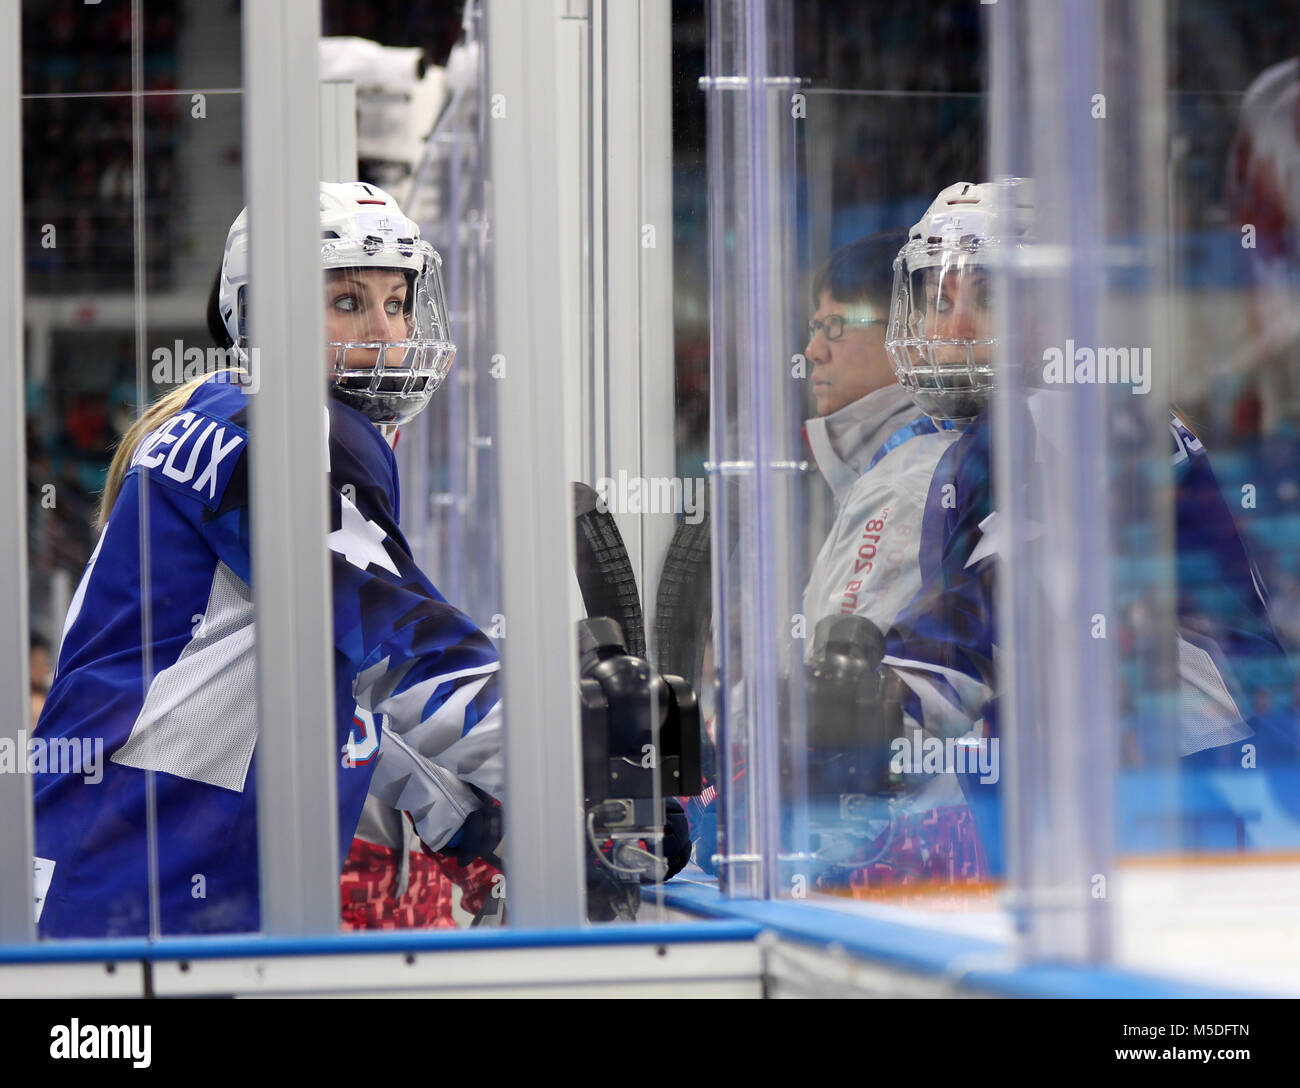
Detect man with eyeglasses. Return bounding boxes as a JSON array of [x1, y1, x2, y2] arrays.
[[798, 230, 986, 893], [802, 230, 963, 649]]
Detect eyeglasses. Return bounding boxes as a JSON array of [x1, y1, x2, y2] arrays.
[[808, 314, 885, 341]]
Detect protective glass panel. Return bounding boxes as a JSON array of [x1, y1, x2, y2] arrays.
[[26, 0, 253, 938], [790, 8, 1000, 913], [697, 0, 1008, 927], [544, 0, 698, 925], [402, 3, 500, 637], [982, 0, 1300, 987], [391, 0, 510, 928], [699, 0, 1300, 993], [25, 1, 508, 945], [313, 3, 509, 936], [1101, 0, 1300, 990]]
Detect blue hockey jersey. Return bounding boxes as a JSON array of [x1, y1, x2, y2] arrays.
[[33, 373, 502, 937], [882, 402, 1298, 869]]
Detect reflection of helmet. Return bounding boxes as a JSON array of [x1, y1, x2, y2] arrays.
[[886, 179, 1034, 423], [218, 181, 456, 426]]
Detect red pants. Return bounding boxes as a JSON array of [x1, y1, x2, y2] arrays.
[[339, 837, 501, 930]]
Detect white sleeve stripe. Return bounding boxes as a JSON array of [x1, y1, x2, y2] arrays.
[[357, 657, 500, 709], [377, 671, 496, 756], [417, 660, 502, 688], [421, 673, 493, 729], [1176, 635, 1253, 756], [883, 654, 991, 738], [1177, 636, 1244, 719], [882, 655, 990, 705]]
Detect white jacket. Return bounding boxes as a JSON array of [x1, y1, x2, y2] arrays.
[[802, 384, 962, 652], [801, 384, 969, 821]]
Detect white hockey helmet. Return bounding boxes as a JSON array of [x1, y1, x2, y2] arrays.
[[217, 181, 455, 426], [885, 178, 1035, 423]]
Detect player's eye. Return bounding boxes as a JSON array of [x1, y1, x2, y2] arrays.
[[333, 294, 360, 313], [385, 297, 405, 316]]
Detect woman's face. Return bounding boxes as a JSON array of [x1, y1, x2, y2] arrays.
[[922, 264, 994, 365], [324, 268, 411, 369]]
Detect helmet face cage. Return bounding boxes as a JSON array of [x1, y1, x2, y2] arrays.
[[229, 237, 456, 427], [324, 239, 455, 427], [885, 238, 998, 424]]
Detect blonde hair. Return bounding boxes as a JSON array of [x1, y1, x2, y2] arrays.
[[98, 373, 237, 531]]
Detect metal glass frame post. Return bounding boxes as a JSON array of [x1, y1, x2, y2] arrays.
[[0, 0, 32, 944], [989, 0, 1170, 962], [244, 0, 340, 935], [485, 0, 588, 927], [597, 0, 676, 625], [703, 0, 801, 899]]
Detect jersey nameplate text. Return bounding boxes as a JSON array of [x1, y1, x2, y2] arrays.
[[130, 410, 247, 508]]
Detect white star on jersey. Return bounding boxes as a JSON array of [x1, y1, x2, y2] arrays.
[[329, 493, 398, 574]]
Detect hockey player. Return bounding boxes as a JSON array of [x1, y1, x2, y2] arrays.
[[692, 232, 983, 890], [880, 179, 1299, 872], [33, 183, 503, 937], [798, 231, 986, 891]]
